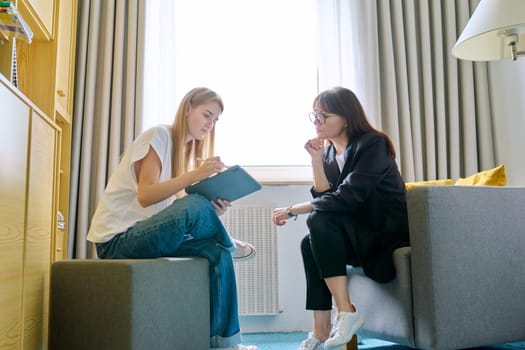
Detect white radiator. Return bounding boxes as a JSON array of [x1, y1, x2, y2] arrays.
[[221, 207, 280, 315]]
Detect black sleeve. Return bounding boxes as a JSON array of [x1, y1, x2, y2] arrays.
[[311, 134, 393, 212]]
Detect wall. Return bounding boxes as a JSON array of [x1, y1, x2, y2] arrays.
[[490, 59, 525, 186], [236, 185, 314, 333]]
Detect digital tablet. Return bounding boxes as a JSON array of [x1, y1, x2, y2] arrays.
[[185, 165, 262, 202]]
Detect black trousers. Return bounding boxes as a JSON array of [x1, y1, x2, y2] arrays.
[[301, 210, 359, 310]]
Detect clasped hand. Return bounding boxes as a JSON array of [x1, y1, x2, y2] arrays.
[[304, 137, 325, 160]]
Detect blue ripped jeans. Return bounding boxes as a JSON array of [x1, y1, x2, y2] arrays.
[[96, 194, 242, 348]]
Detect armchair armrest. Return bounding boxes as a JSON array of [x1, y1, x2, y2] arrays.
[[407, 186, 525, 350]]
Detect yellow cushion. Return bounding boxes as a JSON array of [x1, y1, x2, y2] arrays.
[[454, 164, 507, 186], [405, 179, 453, 191]]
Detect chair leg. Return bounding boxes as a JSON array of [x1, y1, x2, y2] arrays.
[[344, 335, 358, 350]]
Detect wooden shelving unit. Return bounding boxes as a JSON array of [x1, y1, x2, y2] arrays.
[[0, 0, 77, 348]]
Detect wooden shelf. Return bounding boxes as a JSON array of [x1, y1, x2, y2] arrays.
[[55, 101, 71, 124], [17, 0, 55, 41]]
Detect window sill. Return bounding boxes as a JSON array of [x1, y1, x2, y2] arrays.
[[243, 165, 313, 185]]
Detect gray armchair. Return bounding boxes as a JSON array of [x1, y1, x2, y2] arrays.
[[347, 186, 525, 350]]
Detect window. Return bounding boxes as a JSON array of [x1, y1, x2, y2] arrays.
[[143, 0, 318, 169]]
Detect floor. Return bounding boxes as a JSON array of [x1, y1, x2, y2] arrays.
[[241, 332, 525, 350]]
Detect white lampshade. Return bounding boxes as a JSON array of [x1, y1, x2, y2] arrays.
[[452, 0, 525, 61]]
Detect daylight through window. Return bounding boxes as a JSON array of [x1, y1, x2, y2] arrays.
[[143, 0, 318, 167]]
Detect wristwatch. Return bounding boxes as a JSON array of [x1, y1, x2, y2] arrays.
[[286, 206, 298, 220]]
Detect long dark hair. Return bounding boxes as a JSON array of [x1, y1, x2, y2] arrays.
[[313, 86, 396, 159]]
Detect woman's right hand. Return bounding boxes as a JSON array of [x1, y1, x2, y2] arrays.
[[195, 156, 225, 179], [304, 137, 324, 161]]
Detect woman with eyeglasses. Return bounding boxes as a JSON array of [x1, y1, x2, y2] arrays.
[[87, 87, 257, 350], [272, 87, 409, 350]]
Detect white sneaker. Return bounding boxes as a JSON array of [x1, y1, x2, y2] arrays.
[[231, 238, 256, 261], [215, 345, 257, 350], [324, 309, 364, 349], [298, 332, 324, 350]]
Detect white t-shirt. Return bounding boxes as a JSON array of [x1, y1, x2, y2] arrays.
[[335, 153, 345, 172], [87, 125, 173, 243]]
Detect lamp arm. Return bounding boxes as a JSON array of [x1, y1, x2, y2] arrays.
[[502, 33, 525, 61], [509, 42, 525, 61]]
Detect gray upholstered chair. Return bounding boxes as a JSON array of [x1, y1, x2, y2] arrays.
[[347, 186, 525, 350], [49, 257, 210, 350]]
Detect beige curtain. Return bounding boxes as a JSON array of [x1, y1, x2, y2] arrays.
[[68, 0, 146, 258], [319, 0, 496, 182]]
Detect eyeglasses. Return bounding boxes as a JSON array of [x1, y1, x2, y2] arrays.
[[308, 112, 337, 125]]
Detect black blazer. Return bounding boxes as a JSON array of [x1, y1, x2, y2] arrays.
[[310, 132, 409, 283]]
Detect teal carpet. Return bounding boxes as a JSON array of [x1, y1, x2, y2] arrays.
[[242, 332, 525, 350]]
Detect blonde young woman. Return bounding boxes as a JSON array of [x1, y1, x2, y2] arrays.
[[87, 87, 257, 350], [272, 87, 409, 350]]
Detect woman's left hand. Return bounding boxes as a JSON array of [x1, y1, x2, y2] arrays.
[[212, 198, 231, 216]]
